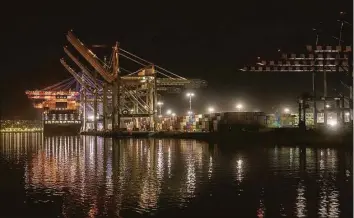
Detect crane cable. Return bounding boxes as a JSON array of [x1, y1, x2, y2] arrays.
[[41, 77, 74, 91], [61, 79, 76, 90], [52, 78, 75, 91], [120, 48, 185, 79], [119, 67, 133, 74], [119, 53, 172, 78], [67, 35, 186, 80], [120, 48, 187, 80]]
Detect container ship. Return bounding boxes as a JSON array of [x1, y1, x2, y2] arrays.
[[26, 90, 81, 134]]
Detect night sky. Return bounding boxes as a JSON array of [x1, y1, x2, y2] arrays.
[[1, 1, 352, 119]]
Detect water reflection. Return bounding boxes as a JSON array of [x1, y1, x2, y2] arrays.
[[1, 133, 214, 216], [0, 133, 351, 217], [318, 148, 340, 218], [295, 181, 307, 217], [235, 158, 244, 182], [267, 146, 344, 217], [257, 188, 266, 218], [208, 156, 213, 180]]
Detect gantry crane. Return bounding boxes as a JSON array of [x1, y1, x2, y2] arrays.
[[62, 31, 207, 132], [242, 45, 353, 128]]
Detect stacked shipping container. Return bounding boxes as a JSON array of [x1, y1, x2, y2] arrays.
[[158, 112, 266, 132]]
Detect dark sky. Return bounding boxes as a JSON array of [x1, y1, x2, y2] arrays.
[[0, 1, 352, 119]]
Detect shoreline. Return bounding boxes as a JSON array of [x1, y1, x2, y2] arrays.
[[80, 128, 353, 148], [2, 128, 351, 148]]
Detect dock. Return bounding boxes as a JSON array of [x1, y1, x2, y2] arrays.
[[81, 126, 353, 148]]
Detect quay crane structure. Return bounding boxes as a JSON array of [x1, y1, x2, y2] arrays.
[[55, 31, 207, 131], [27, 31, 207, 133], [242, 45, 353, 128], [242, 14, 353, 128]]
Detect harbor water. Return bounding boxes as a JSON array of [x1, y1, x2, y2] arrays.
[[0, 133, 352, 217]]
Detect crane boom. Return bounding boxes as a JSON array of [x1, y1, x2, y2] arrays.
[[66, 31, 115, 83], [60, 59, 92, 92], [112, 42, 119, 78], [63, 47, 101, 90]]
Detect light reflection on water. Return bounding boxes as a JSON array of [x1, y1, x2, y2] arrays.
[[295, 181, 306, 217], [0, 133, 352, 218]]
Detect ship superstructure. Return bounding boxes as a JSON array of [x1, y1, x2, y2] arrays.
[[25, 89, 81, 134]]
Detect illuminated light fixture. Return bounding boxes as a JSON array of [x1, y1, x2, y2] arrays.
[[172, 113, 176, 117], [345, 112, 350, 116], [187, 110, 193, 115], [166, 109, 172, 115], [236, 104, 243, 111], [325, 104, 330, 108], [328, 119, 337, 127], [88, 115, 98, 121], [284, 108, 290, 113], [186, 92, 195, 97], [208, 107, 215, 113]]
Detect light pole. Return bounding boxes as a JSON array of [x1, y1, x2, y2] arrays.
[[186, 92, 195, 111], [236, 104, 243, 112], [171, 113, 176, 131], [157, 101, 164, 116], [165, 109, 173, 131]]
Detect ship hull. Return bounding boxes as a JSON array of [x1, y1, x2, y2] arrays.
[[43, 123, 81, 135]]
